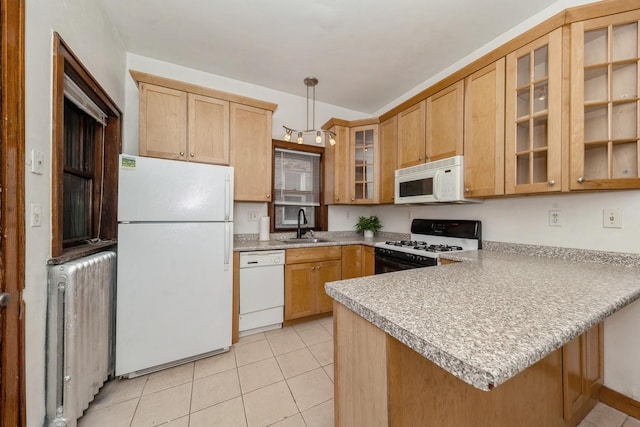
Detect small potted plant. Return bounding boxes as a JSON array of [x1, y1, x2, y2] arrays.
[[355, 215, 382, 238]]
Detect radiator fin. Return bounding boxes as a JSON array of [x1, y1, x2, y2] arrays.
[[46, 251, 116, 427]]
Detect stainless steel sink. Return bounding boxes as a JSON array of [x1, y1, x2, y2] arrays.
[[277, 238, 334, 244]]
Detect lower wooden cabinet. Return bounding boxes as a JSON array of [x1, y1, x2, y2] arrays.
[[335, 301, 604, 427], [362, 246, 375, 276], [342, 245, 363, 279], [563, 323, 604, 424], [284, 247, 341, 321]]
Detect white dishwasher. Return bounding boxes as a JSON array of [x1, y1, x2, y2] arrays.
[[239, 250, 285, 336]]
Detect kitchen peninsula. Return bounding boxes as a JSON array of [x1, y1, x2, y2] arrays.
[[326, 248, 640, 427]]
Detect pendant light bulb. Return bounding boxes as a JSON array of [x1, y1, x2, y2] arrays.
[[297, 132, 304, 144], [316, 131, 322, 144], [283, 128, 291, 141], [329, 134, 336, 146]]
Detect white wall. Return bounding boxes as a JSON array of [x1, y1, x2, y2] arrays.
[[24, 0, 126, 424]]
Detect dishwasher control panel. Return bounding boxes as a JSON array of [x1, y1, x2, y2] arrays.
[[239, 250, 285, 268]]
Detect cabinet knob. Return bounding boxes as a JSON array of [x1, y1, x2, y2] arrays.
[[190, 152, 194, 157], [464, 188, 470, 193], [577, 177, 585, 183], [179, 151, 185, 156], [266, 194, 270, 199], [548, 180, 555, 186], [351, 198, 355, 201], [419, 156, 423, 161]]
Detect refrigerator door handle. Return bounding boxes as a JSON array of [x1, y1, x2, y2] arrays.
[[224, 174, 231, 221], [224, 222, 232, 271]]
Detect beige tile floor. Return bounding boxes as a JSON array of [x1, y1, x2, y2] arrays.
[[79, 315, 639, 427], [79, 316, 335, 427]]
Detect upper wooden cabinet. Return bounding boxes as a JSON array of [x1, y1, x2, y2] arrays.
[[350, 124, 379, 204], [397, 101, 426, 168], [138, 83, 188, 161], [188, 94, 230, 164], [570, 9, 640, 190], [463, 58, 506, 198], [324, 119, 380, 204], [505, 28, 563, 194], [230, 103, 273, 202], [379, 116, 398, 204], [138, 84, 230, 165], [426, 80, 464, 162], [324, 124, 351, 204], [131, 70, 277, 201]]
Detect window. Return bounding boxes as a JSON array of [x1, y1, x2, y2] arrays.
[[271, 141, 325, 231], [52, 34, 122, 257]]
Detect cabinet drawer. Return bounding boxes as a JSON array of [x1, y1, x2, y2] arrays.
[[286, 246, 342, 264]]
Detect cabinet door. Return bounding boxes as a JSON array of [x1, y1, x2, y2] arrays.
[[230, 103, 272, 201], [362, 246, 375, 276], [505, 29, 562, 194], [316, 260, 341, 314], [284, 263, 316, 321], [570, 11, 640, 190], [139, 83, 187, 160], [380, 116, 398, 204], [341, 245, 363, 279], [324, 125, 351, 204], [188, 94, 229, 165], [397, 101, 426, 168], [562, 334, 585, 421], [351, 125, 379, 204], [426, 80, 464, 162], [464, 58, 506, 197], [584, 323, 603, 398]]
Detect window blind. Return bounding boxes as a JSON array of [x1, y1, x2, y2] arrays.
[[64, 74, 107, 126], [274, 148, 320, 207]]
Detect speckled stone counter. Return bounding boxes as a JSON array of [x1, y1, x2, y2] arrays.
[[233, 231, 408, 252], [325, 249, 640, 391]]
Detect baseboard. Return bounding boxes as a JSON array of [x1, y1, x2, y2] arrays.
[[600, 386, 640, 420]]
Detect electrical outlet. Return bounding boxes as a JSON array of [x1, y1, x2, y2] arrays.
[[603, 209, 622, 228], [548, 210, 562, 227], [31, 149, 44, 174], [248, 211, 259, 221], [31, 203, 42, 227]]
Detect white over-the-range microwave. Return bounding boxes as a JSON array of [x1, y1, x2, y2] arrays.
[[394, 155, 482, 204]]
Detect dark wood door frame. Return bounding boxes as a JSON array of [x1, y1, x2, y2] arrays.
[[1, 0, 26, 426]]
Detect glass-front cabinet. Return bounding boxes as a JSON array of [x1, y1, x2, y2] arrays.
[[505, 28, 562, 194], [350, 125, 379, 203], [571, 10, 640, 190]]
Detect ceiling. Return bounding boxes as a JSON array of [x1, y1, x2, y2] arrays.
[[97, 0, 561, 114]]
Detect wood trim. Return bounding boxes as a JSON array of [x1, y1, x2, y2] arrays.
[[321, 117, 379, 130], [565, 0, 640, 24], [51, 33, 122, 257], [129, 70, 278, 112], [600, 386, 640, 420], [1, 0, 26, 425]]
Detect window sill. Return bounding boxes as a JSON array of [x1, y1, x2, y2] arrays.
[[48, 239, 118, 265]]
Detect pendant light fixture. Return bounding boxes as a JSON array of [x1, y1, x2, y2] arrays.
[[283, 77, 337, 146]]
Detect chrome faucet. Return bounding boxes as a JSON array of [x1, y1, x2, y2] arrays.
[[296, 208, 308, 239]]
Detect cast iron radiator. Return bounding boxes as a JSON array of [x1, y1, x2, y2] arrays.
[[46, 251, 116, 427]]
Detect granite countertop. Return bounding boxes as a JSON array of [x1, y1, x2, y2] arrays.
[[325, 248, 640, 391], [233, 231, 407, 252]]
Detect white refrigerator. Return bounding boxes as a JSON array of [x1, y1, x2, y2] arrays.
[[115, 154, 233, 377]]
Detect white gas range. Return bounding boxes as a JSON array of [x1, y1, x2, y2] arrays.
[[374, 219, 482, 273]]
